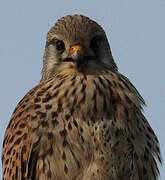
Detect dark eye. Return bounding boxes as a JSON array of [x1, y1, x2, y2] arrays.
[[90, 36, 102, 50], [56, 40, 65, 51]]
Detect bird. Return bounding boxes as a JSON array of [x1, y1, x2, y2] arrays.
[[2, 14, 162, 180]]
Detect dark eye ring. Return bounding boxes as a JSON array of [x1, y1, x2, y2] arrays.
[[56, 40, 65, 51]]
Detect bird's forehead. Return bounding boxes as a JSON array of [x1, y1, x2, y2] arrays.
[[47, 15, 105, 45]]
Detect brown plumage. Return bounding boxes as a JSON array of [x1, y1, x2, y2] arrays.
[[2, 14, 161, 180]]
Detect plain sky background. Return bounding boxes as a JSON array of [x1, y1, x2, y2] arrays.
[[0, 0, 164, 179]]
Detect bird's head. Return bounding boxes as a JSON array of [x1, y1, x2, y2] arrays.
[[41, 15, 117, 81]]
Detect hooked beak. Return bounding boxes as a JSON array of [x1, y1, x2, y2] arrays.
[[69, 44, 84, 63], [69, 45, 83, 59], [64, 44, 88, 71]]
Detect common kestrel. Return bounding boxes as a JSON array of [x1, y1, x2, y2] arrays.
[[2, 15, 161, 180]]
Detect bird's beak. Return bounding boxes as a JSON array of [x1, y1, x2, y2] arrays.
[[69, 45, 83, 61], [68, 45, 88, 70]]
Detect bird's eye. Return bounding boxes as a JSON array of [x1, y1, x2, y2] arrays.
[[56, 40, 65, 51], [90, 36, 102, 50]]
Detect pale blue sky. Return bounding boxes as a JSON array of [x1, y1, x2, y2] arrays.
[[0, 0, 164, 179]]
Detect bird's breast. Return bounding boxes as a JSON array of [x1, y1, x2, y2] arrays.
[[36, 73, 116, 121]]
